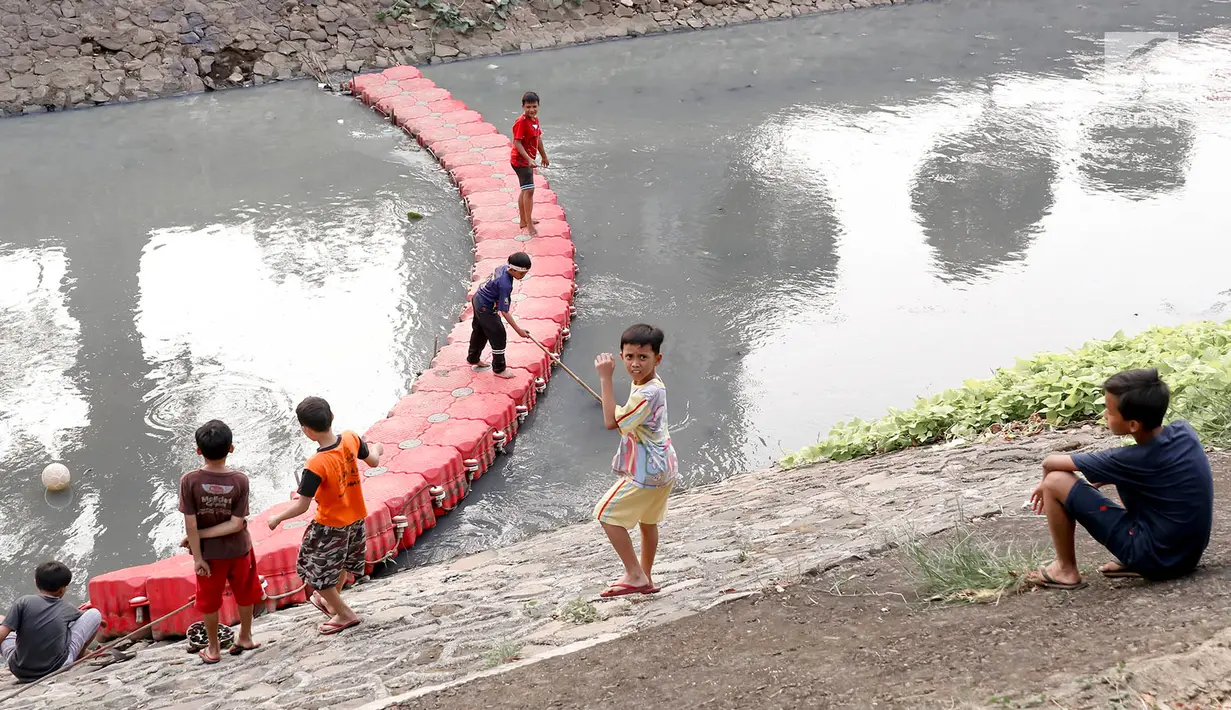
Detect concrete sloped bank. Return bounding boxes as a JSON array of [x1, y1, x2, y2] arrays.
[[6, 428, 1121, 708], [79, 67, 576, 654]]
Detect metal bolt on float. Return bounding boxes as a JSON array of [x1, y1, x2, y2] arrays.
[[129, 596, 150, 625], [493, 429, 507, 453], [428, 486, 446, 505], [534, 377, 546, 393], [463, 458, 480, 481], [515, 404, 529, 422], [393, 515, 409, 537], [561, 326, 571, 340]]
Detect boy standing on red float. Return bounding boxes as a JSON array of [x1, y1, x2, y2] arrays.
[[511, 91, 547, 236], [179, 419, 263, 664]]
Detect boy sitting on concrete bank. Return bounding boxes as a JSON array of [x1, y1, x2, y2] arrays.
[[593, 324, 679, 598], [1028, 368, 1214, 589], [0, 562, 102, 682]]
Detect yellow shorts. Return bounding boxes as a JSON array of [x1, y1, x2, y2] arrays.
[[593, 478, 673, 529]]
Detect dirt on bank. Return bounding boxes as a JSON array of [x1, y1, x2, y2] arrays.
[[400, 454, 1231, 710]]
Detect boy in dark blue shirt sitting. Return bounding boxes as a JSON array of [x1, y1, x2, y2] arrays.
[[1028, 368, 1214, 589], [467, 252, 532, 379]]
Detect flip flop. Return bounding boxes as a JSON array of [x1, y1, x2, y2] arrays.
[[1029, 568, 1088, 591], [309, 593, 331, 617], [319, 619, 361, 636], [641, 585, 661, 595], [198, 649, 221, 665], [229, 642, 262, 656], [1100, 568, 1142, 579], [599, 583, 652, 598]]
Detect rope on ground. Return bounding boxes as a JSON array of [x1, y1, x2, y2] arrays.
[[0, 596, 197, 705]]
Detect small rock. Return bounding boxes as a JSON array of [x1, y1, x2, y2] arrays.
[[434, 43, 459, 58], [150, 7, 175, 22], [197, 56, 213, 74], [97, 35, 125, 52], [309, 28, 328, 41], [179, 32, 200, 44], [344, 59, 363, 72], [10, 73, 36, 89], [133, 28, 156, 45], [11, 56, 33, 73], [316, 7, 339, 22], [252, 60, 275, 76], [0, 85, 17, 103]]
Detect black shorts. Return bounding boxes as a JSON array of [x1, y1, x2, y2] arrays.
[[1065, 481, 1140, 569], [512, 164, 535, 190]]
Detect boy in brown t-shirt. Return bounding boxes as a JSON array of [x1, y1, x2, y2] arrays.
[[267, 396, 383, 636], [179, 419, 263, 664]]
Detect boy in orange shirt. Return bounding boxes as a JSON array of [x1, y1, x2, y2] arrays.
[[268, 396, 383, 635]]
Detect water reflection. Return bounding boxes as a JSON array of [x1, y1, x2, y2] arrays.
[[912, 99, 1059, 282], [135, 202, 435, 551]]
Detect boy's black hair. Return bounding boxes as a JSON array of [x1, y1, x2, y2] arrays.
[[35, 561, 72, 592], [194, 419, 233, 460], [521, 91, 539, 105], [508, 252, 532, 270], [1104, 368, 1170, 430], [296, 396, 334, 433], [620, 324, 666, 354]]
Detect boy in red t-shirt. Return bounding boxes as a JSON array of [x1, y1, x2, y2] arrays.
[[178, 419, 263, 664], [510, 91, 548, 236]]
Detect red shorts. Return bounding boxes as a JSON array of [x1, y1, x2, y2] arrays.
[[195, 549, 264, 614]]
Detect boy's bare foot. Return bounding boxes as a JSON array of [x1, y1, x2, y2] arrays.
[[495, 370, 516, 379], [471, 361, 492, 371], [1099, 561, 1142, 578], [1026, 561, 1086, 590]]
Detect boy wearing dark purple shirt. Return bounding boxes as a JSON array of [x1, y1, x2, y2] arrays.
[[1028, 368, 1213, 589], [466, 252, 532, 379]]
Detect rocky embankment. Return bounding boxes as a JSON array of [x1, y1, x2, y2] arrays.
[[0, 0, 912, 116], [4, 427, 1117, 709]]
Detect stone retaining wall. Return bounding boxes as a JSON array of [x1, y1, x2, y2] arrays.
[[0, 0, 912, 117]]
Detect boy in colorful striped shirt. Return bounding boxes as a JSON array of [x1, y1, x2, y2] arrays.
[[592, 324, 679, 598]]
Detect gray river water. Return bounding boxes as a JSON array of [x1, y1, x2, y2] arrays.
[[2, 0, 1230, 601]]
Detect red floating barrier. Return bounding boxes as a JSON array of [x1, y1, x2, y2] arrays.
[[445, 317, 562, 353], [432, 342, 550, 381], [350, 73, 388, 94], [395, 78, 437, 92], [471, 203, 566, 226], [473, 255, 575, 281], [439, 109, 484, 126], [475, 237, 575, 261], [459, 294, 572, 327], [383, 444, 467, 512], [472, 218, 570, 242], [359, 470, 434, 547], [365, 415, 428, 446], [363, 82, 403, 103], [427, 99, 468, 114], [382, 66, 423, 81], [417, 417, 498, 477], [412, 366, 537, 412], [87, 563, 157, 638], [387, 390, 458, 419]]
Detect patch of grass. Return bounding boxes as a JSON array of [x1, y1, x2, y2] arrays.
[[904, 526, 1044, 603], [782, 320, 1231, 466], [557, 597, 599, 625], [481, 640, 523, 668]]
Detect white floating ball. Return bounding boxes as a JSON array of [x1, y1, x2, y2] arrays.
[[41, 463, 71, 492]]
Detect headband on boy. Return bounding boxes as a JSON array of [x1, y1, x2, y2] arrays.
[[508, 265, 529, 273]]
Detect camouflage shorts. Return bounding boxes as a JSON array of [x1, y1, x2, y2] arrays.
[[296, 519, 367, 591]]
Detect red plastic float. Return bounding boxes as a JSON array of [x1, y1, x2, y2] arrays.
[[84, 66, 578, 640]]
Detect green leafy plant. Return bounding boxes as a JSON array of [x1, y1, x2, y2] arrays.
[[481, 640, 523, 668], [781, 320, 1231, 467], [378, 0, 496, 33], [557, 597, 599, 624]]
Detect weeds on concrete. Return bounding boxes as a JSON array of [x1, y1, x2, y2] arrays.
[[481, 640, 523, 668], [904, 525, 1044, 603], [557, 597, 599, 625]]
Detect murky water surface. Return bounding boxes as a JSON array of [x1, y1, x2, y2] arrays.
[[2, 0, 1231, 599]]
